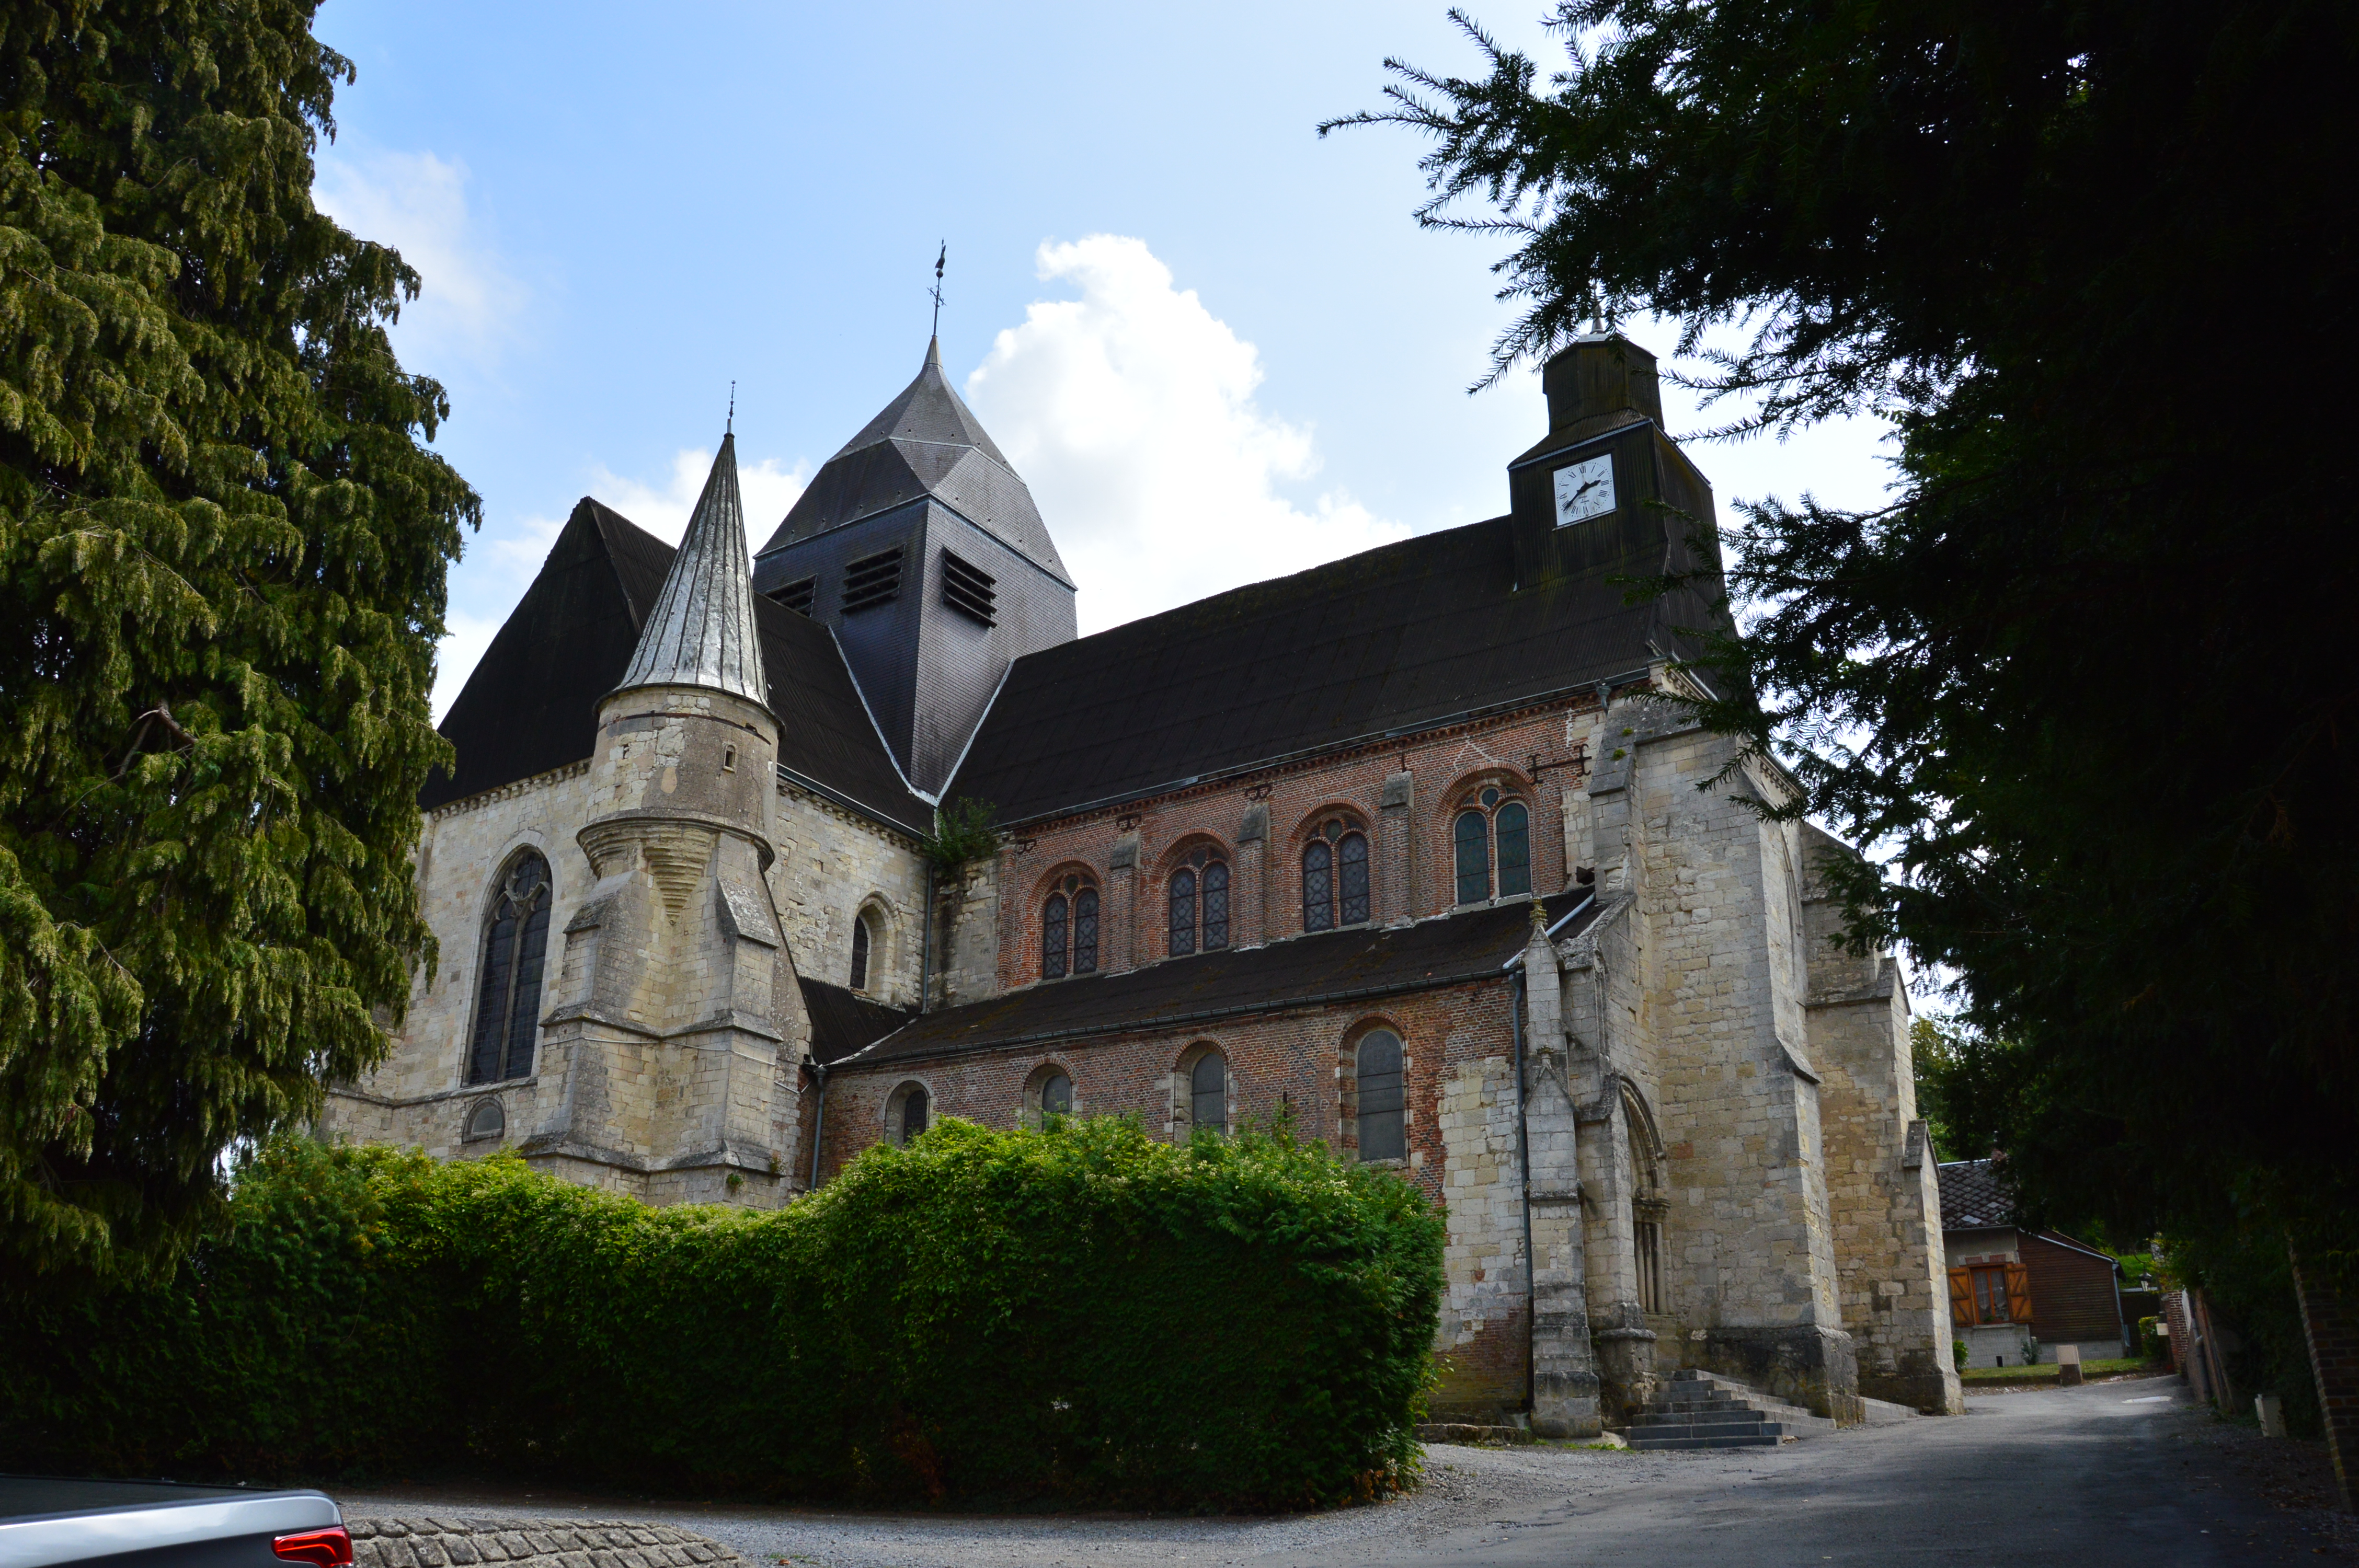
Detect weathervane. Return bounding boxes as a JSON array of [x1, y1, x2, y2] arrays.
[[930, 241, 946, 337]]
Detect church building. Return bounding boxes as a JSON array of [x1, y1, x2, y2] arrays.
[[325, 332, 1963, 1433]]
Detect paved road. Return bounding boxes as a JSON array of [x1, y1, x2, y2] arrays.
[[338, 1378, 2353, 1568]]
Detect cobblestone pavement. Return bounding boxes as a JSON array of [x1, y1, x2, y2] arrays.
[[336, 1377, 2356, 1567]]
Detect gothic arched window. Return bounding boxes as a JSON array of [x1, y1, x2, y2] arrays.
[[1455, 810, 1490, 905], [468, 851, 552, 1086], [1456, 788, 1533, 904], [1302, 839, 1333, 932], [1302, 816, 1369, 931], [1044, 893, 1069, 979], [1355, 1029, 1405, 1162], [850, 910, 873, 991], [892, 1082, 930, 1145], [1170, 866, 1197, 956], [1167, 848, 1230, 956], [1496, 800, 1531, 897], [1072, 887, 1099, 974], [1190, 1051, 1227, 1137]]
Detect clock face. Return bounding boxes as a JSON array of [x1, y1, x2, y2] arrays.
[[1553, 455, 1617, 527]]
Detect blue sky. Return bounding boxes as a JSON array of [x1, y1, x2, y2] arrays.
[[308, 0, 1896, 717]]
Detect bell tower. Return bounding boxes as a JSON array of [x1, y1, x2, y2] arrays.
[[528, 432, 806, 1205]]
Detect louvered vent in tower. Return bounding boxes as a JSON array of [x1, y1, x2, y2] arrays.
[[940, 550, 997, 626], [767, 576, 816, 616], [841, 547, 903, 613]]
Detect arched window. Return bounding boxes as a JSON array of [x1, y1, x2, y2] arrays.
[[1302, 816, 1370, 932], [1190, 1052, 1227, 1137], [1496, 801, 1531, 898], [1042, 1071, 1074, 1118], [1356, 1030, 1405, 1162], [1455, 810, 1490, 905], [462, 1097, 506, 1143], [850, 910, 872, 991], [1302, 838, 1333, 932], [1072, 887, 1099, 974], [1203, 860, 1230, 950], [1631, 1134, 1665, 1313], [468, 851, 552, 1085], [892, 1082, 930, 1145], [1166, 848, 1230, 956], [1170, 866, 1197, 956], [1338, 831, 1370, 925], [1044, 893, 1069, 979]]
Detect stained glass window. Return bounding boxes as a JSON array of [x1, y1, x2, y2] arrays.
[[1042, 1071, 1074, 1117], [1170, 866, 1197, 956], [1202, 860, 1230, 950], [1043, 893, 1068, 979], [850, 912, 871, 990], [1302, 839, 1334, 931], [469, 851, 552, 1085], [1072, 888, 1099, 974], [1455, 810, 1491, 905], [900, 1085, 929, 1143], [1338, 832, 1370, 925], [1496, 801, 1531, 897], [1356, 1030, 1406, 1161]]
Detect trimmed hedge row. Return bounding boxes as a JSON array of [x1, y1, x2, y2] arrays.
[[0, 1117, 1444, 1509]]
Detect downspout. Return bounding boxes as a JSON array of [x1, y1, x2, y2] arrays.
[[806, 1058, 831, 1191], [1512, 965, 1536, 1418]]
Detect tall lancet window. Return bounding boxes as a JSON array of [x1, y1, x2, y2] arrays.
[[468, 852, 552, 1085]]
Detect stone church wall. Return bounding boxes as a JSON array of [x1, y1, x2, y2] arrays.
[[325, 760, 600, 1160], [766, 780, 927, 1009]]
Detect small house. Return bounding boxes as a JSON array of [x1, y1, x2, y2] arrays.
[[1938, 1159, 2128, 1368]]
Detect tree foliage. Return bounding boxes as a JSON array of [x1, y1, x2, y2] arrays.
[[1330, 1, 2358, 1275], [0, 0, 476, 1280], [2, 1125, 1442, 1508]]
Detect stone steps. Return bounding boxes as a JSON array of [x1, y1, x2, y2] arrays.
[[1626, 1368, 1826, 1451]]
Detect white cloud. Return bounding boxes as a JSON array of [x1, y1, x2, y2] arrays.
[[966, 236, 1408, 633], [313, 148, 525, 367], [587, 448, 809, 546], [428, 451, 806, 720]]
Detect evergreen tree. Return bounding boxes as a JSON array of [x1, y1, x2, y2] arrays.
[[1, 0, 476, 1278], [1329, 2, 2357, 1273]]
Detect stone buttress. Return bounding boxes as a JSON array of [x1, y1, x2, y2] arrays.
[[529, 432, 807, 1205]]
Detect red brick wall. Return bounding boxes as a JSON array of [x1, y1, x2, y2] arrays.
[[991, 698, 1600, 989], [821, 979, 1513, 1198], [2292, 1257, 2359, 1512]]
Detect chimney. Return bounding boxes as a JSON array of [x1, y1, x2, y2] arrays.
[[1541, 333, 1664, 439]]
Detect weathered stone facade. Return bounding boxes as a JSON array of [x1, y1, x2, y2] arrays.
[[332, 331, 1959, 1437]]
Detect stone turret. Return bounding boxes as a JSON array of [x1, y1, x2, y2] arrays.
[[528, 432, 806, 1205]]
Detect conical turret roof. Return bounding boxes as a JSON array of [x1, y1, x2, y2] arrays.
[[753, 338, 1069, 582], [613, 432, 769, 707]]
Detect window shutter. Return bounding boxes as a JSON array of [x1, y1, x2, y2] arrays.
[[1948, 1267, 1974, 1327], [2005, 1262, 2034, 1323]]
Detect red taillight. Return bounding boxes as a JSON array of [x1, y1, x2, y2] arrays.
[[273, 1528, 353, 1567]]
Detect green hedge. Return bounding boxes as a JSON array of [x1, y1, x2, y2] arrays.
[[0, 1117, 1442, 1509]]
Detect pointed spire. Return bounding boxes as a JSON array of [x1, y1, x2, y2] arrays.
[[614, 432, 769, 708]]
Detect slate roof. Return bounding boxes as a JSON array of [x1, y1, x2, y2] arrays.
[[841, 889, 1599, 1068], [614, 433, 768, 706], [1938, 1158, 2017, 1231], [947, 515, 1721, 824], [426, 498, 932, 833], [753, 338, 1069, 583], [798, 977, 914, 1067]]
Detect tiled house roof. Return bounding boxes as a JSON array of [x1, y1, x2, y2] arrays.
[[1938, 1158, 2017, 1231]]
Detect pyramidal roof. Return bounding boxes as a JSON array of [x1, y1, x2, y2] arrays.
[[613, 432, 769, 707], [752, 338, 1069, 582]]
